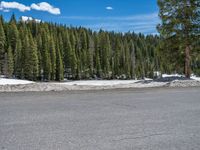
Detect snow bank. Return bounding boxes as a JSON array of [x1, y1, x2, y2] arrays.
[[191, 75, 200, 81], [0, 75, 200, 92], [60, 80, 140, 86], [161, 74, 200, 81], [0, 78, 34, 85], [162, 74, 185, 78]]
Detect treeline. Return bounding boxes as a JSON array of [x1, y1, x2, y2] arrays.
[[0, 15, 199, 81], [0, 15, 163, 81]]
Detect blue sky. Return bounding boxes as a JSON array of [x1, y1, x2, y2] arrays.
[[0, 0, 159, 34]]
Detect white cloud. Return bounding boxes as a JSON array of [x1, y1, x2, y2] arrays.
[[0, 7, 9, 12], [0, 1, 30, 12], [21, 16, 41, 23], [0, 1, 61, 15], [3, 9, 10, 12], [106, 6, 113, 10], [60, 13, 160, 34], [60, 13, 158, 21], [85, 22, 158, 34], [31, 2, 61, 15]]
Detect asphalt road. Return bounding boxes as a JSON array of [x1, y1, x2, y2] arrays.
[[0, 88, 200, 150]]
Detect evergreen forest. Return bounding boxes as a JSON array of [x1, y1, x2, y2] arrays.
[[0, 14, 199, 81]]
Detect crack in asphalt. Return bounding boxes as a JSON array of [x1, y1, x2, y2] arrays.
[[112, 132, 170, 142]]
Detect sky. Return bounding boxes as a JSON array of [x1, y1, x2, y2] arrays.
[[0, 0, 160, 34]]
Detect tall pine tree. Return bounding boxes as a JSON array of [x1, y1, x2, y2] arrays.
[[157, 0, 200, 78], [0, 16, 5, 75]]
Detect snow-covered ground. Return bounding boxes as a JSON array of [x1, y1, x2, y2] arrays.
[[0, 75, 200, 92], [191, 75, 200, 81], [60, 80, 140, 86], [162, 74, 185, 78], [162, 74, 200, 81], [0, 78, 34, 85]]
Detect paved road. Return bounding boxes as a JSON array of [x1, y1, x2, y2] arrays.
[[0, 88, 200, 150]]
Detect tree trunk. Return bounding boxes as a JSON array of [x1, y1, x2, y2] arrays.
[[185, 45, 191, 78]]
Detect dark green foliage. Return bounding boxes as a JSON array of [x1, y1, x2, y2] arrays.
[[23, 30, 39, 80], [49, 36, 56, 80], [8, 22, 19, 52], [14, 39, 22, 78], [157, 0, 200, 78], [99, 31, 111, 78], [0, 15, 168, 80], [55, 43, 64, 81], [0, 14, 199, 81], [0, 16, 5, 74], [40, 27, 52, 81], [6, 46, 14, 77]]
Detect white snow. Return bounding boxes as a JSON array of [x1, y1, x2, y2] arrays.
[[162, 73, 200, 81], [162, 74, 185, 78], [56, 78, 166, 89], [60, 80, 140, 86], [144, 77, 153, 81], [191, 75, 200, 81], [0, 74, 200, 92], [0, 78, 34, 85], [21, 16, 41, 23]]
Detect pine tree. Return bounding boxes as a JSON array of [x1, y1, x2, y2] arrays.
[[36, 35, 43, 80], [157, 0, 200, 78], [49, 36, 56, 80], [0, 17, 5, 74], [80, 29, 89, 78], [23, 30, 39, 80], [29, 38, 39, 81], [124, 39, 131, 78], [9, 14, 17, 24], [94, 34, 102, 78], [6, 46, 14, 78], [55, 42, 64, 81], [63, 31, 73, 78], [88, 35, 94, 76], [41, 28, 51, 81], [130, 40, 136, 79], [0, 15, 165, 81], [14, 39, 22, 78], [113, 38, 121, 77], [69, 31, 78, 79], [99, 32, 111, 78], [8, 21, 19, 53]]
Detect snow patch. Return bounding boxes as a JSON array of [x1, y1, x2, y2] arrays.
[[191, 75, 200, 81], [0, 78, 34, 85], [0, 74, 200, 92], [60, 80, 139, 86], [162, 74, 185, 78], [21, 16, 41, 23]]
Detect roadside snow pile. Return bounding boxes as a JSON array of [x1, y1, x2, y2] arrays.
[[161, 74, 200, 81], [0, 78, 34, 85], [159, 74, 200, 87], [158, 74, 186, 82], [57, 79, 166, 90], [162, 74, 185, 78], [169, 80, 200, 87], [60, 80, 140, 86], [0, 75, 200, 92], [191, 75, 200, 81]]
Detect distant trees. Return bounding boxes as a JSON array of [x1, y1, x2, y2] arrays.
[[0, 16, 5, 75], [0, 14, 199, 81], [157, 0, 200, 78], [6, 46, 14, 77]]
